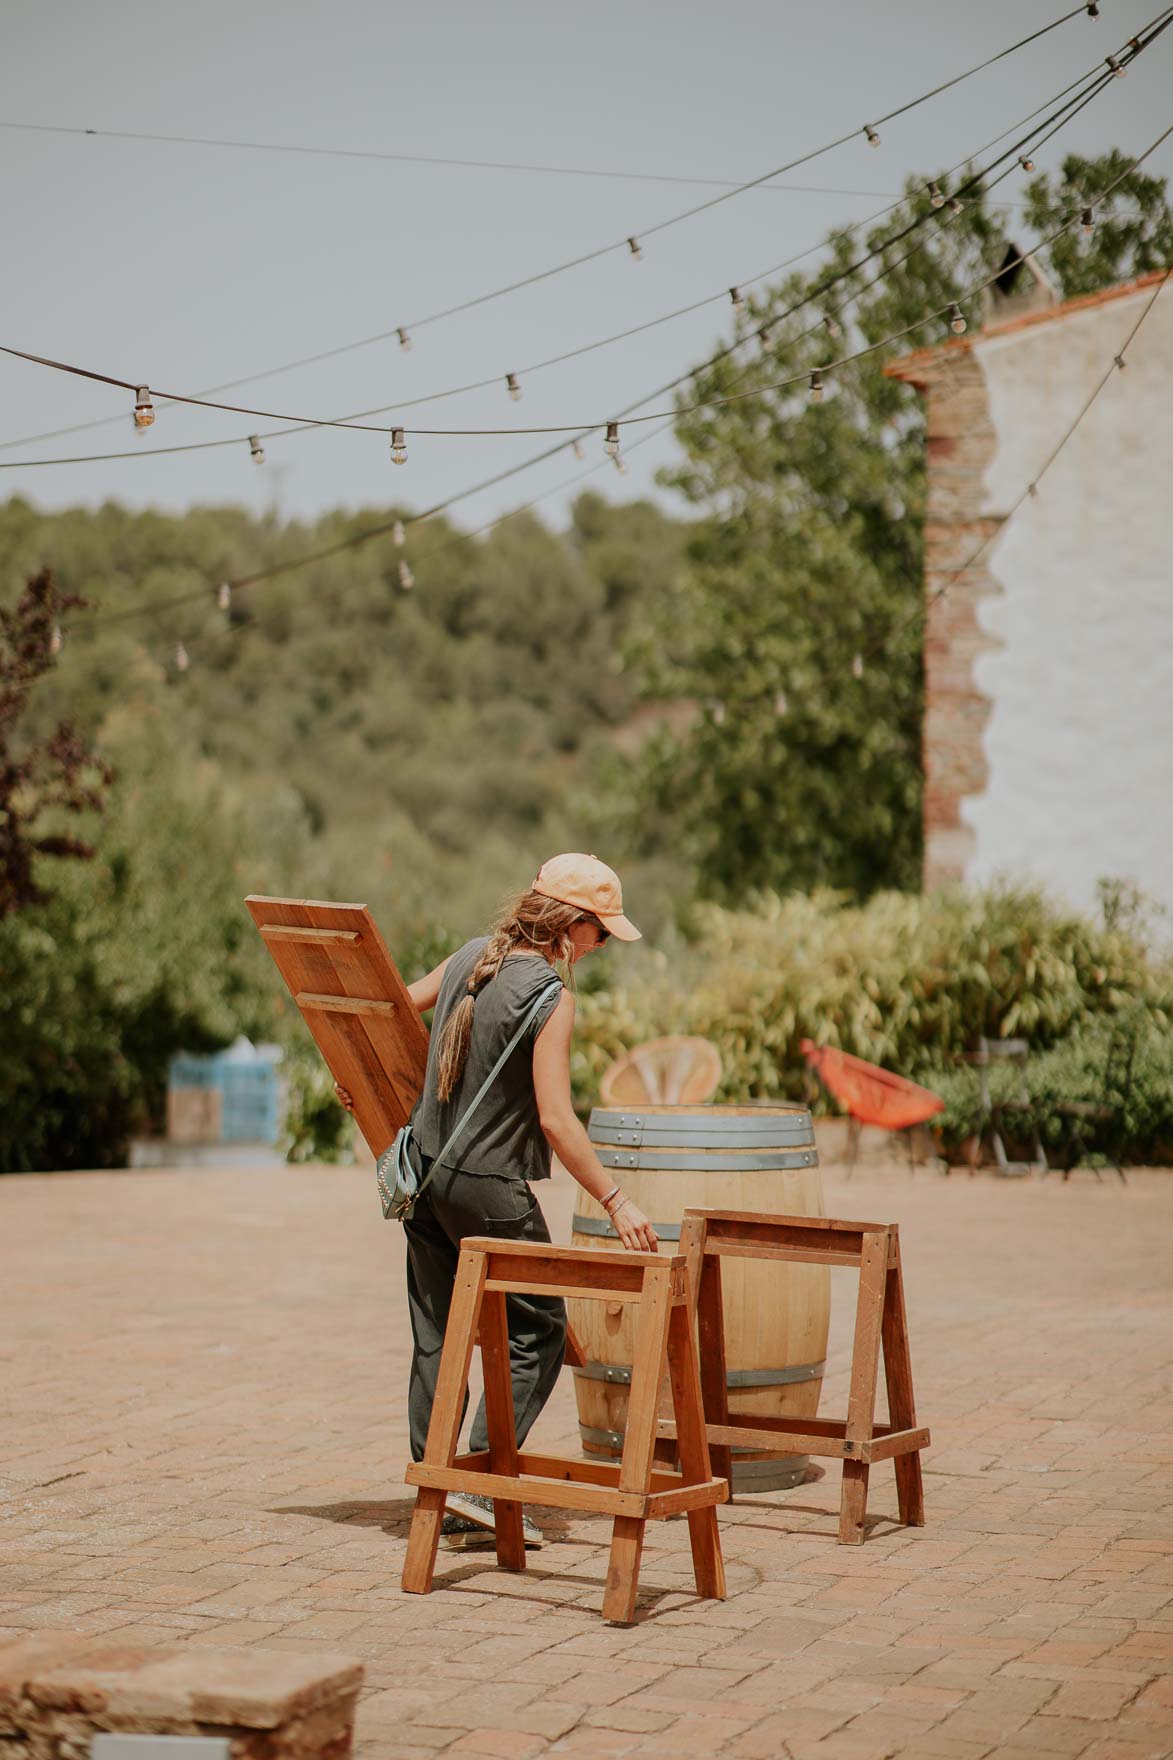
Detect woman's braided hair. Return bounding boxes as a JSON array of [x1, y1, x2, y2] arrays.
[[433, 888, 596, 1103]]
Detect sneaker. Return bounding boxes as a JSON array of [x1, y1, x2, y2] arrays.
[[442, 1491, 543, 1550]]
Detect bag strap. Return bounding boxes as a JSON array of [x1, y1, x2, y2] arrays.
[[412, 974, 563, 1205]]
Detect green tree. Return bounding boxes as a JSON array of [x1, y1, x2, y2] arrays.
[[614, 152, 1172, 902]]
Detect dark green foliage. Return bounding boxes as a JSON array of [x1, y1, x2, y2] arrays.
[[0, 493, 686, 1169], [925, 1009, 1173, 1165]]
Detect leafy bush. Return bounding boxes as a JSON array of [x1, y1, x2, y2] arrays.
[[572, 884, 1172, 1134]]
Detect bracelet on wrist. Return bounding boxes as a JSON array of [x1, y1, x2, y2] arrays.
[[610, 1195, 631, 1219], [601, 1185, 621, 1211]]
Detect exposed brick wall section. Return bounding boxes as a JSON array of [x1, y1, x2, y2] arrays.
[[889, 343, 1003, 890]]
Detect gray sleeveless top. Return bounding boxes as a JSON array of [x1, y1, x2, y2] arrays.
[[410, 937, 564, 1181]]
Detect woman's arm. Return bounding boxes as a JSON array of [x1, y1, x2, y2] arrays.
[[533, 992, 658, 1253], [407, 955, 450, 1015]]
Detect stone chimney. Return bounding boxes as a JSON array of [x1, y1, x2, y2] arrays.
[[982, 242, 1058, 328]]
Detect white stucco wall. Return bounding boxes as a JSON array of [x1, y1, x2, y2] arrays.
[[961, 283, 1173, 919]]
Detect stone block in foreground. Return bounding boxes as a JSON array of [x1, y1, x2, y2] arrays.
[[0, 1634, 363, 1758]]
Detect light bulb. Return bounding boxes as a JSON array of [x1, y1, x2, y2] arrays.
[[929, 182, 945, 209], [852, 653, 864, 680], [758, 326, 773, 354], [397, 327, 412, 352], [604, 421, 619, 458], [506, 373, 522, 401], [175, 641, 190, 673], [399, 561, 415, 590], [612, 452, 628, 476], [572, 439, 585, 460], [49, 623, 63, 656], [1027, 483, 1039, 499], [1081, 206, 1095, 235], [248, 435, 265, 464], [133, 386, 154, 432], [627, 236, 642, 261], [823, 313, 841, 340], [864, 124, 880, 149], [729, 287, 744, 312], [1105, 53, 1125, 76], [808, 369, 824, 403], [392, 519, 406, 547], [950, 198, 964, 216], [391, 426, 408, 465], [217, 582, 231, 612], [1019, 154, 1035, 172], [1114, 354, 1127, 371], [949, 303, 967, 335]]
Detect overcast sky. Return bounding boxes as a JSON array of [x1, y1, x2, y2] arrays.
[[2, 0, 1170, 542]]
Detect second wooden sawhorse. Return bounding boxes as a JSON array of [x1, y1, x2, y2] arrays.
[[658, 1209, 930, 1545]]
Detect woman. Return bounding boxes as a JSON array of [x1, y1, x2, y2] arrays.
[[338, 853, 657, 1550]]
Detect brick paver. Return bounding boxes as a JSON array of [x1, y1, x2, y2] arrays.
[[2, 1157, 1171, 1758]]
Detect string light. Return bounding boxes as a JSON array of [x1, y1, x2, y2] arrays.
[[572, 439, 585, 460], [397, 327, 412, 352], [1019, 153, 1035, 171], [809, 369, 824, 402], [612, 452, 628, 475], [1081, 204, 1096, 233], [823, 313, 842, 339], [391, 426, 407, 464], [949, 303, 968, 334], [1086, 2, 1099, 15], [852, 653, 864, 679], [506, 373, 522, 401], [729, 287, 745, 312], [175, 641, 190, 672], [929, 182, 946, 208], [217, 581, 232, 611], [133, 387, 154, 433], [398, 560, 414, 590], [627, 236, 642, 262], [0, 5, 1137, 475], [1105, 53, 1125, 75], [604, 421, 620, 458], [758, 326, 773, 353], [2, 56, 1148, 472], [248, 434, 265, 464], [949, 197, 964, 216], [49, 623, 63, 656], [392, 519, 406, 546]]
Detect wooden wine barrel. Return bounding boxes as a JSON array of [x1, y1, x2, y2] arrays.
[[568, 1103, 829, 1493]]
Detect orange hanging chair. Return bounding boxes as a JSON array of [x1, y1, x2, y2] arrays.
[[801, 1041, 944, 1174]]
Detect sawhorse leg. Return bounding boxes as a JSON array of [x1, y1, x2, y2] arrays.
[[839, 1230, 888, 1545], [882, 1233, 924, 1528], [402, 1250, 486, 1594]]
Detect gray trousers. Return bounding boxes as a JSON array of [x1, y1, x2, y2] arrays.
[[403, 1159, 567, 1462]]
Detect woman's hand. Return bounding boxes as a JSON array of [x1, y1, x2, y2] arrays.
[[333, 1083, 355, 1113], [608, 1196, 658, 1254]]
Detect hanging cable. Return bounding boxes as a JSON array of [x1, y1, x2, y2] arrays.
[[0, 0, 1108, 461], [1, 20, 1158, 463], [0, 47, 1147, 459], [40, 106, 1173, 650]]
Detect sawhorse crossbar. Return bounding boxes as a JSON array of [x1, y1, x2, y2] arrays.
[[402, 1237, 729, 1624], [658, 1210, 929, 1545]]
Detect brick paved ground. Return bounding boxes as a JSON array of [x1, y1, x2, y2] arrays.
[[2, 1156, 1171, 1759]]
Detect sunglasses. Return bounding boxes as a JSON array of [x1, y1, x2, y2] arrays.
[[589, 918, 611, 945]]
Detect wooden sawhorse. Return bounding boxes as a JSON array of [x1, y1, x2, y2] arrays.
[[659, 1210, 929, 1545], [402, 1237, 728, 1624]]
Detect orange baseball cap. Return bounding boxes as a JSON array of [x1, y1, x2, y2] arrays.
[[532, 853, 642, 941]]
